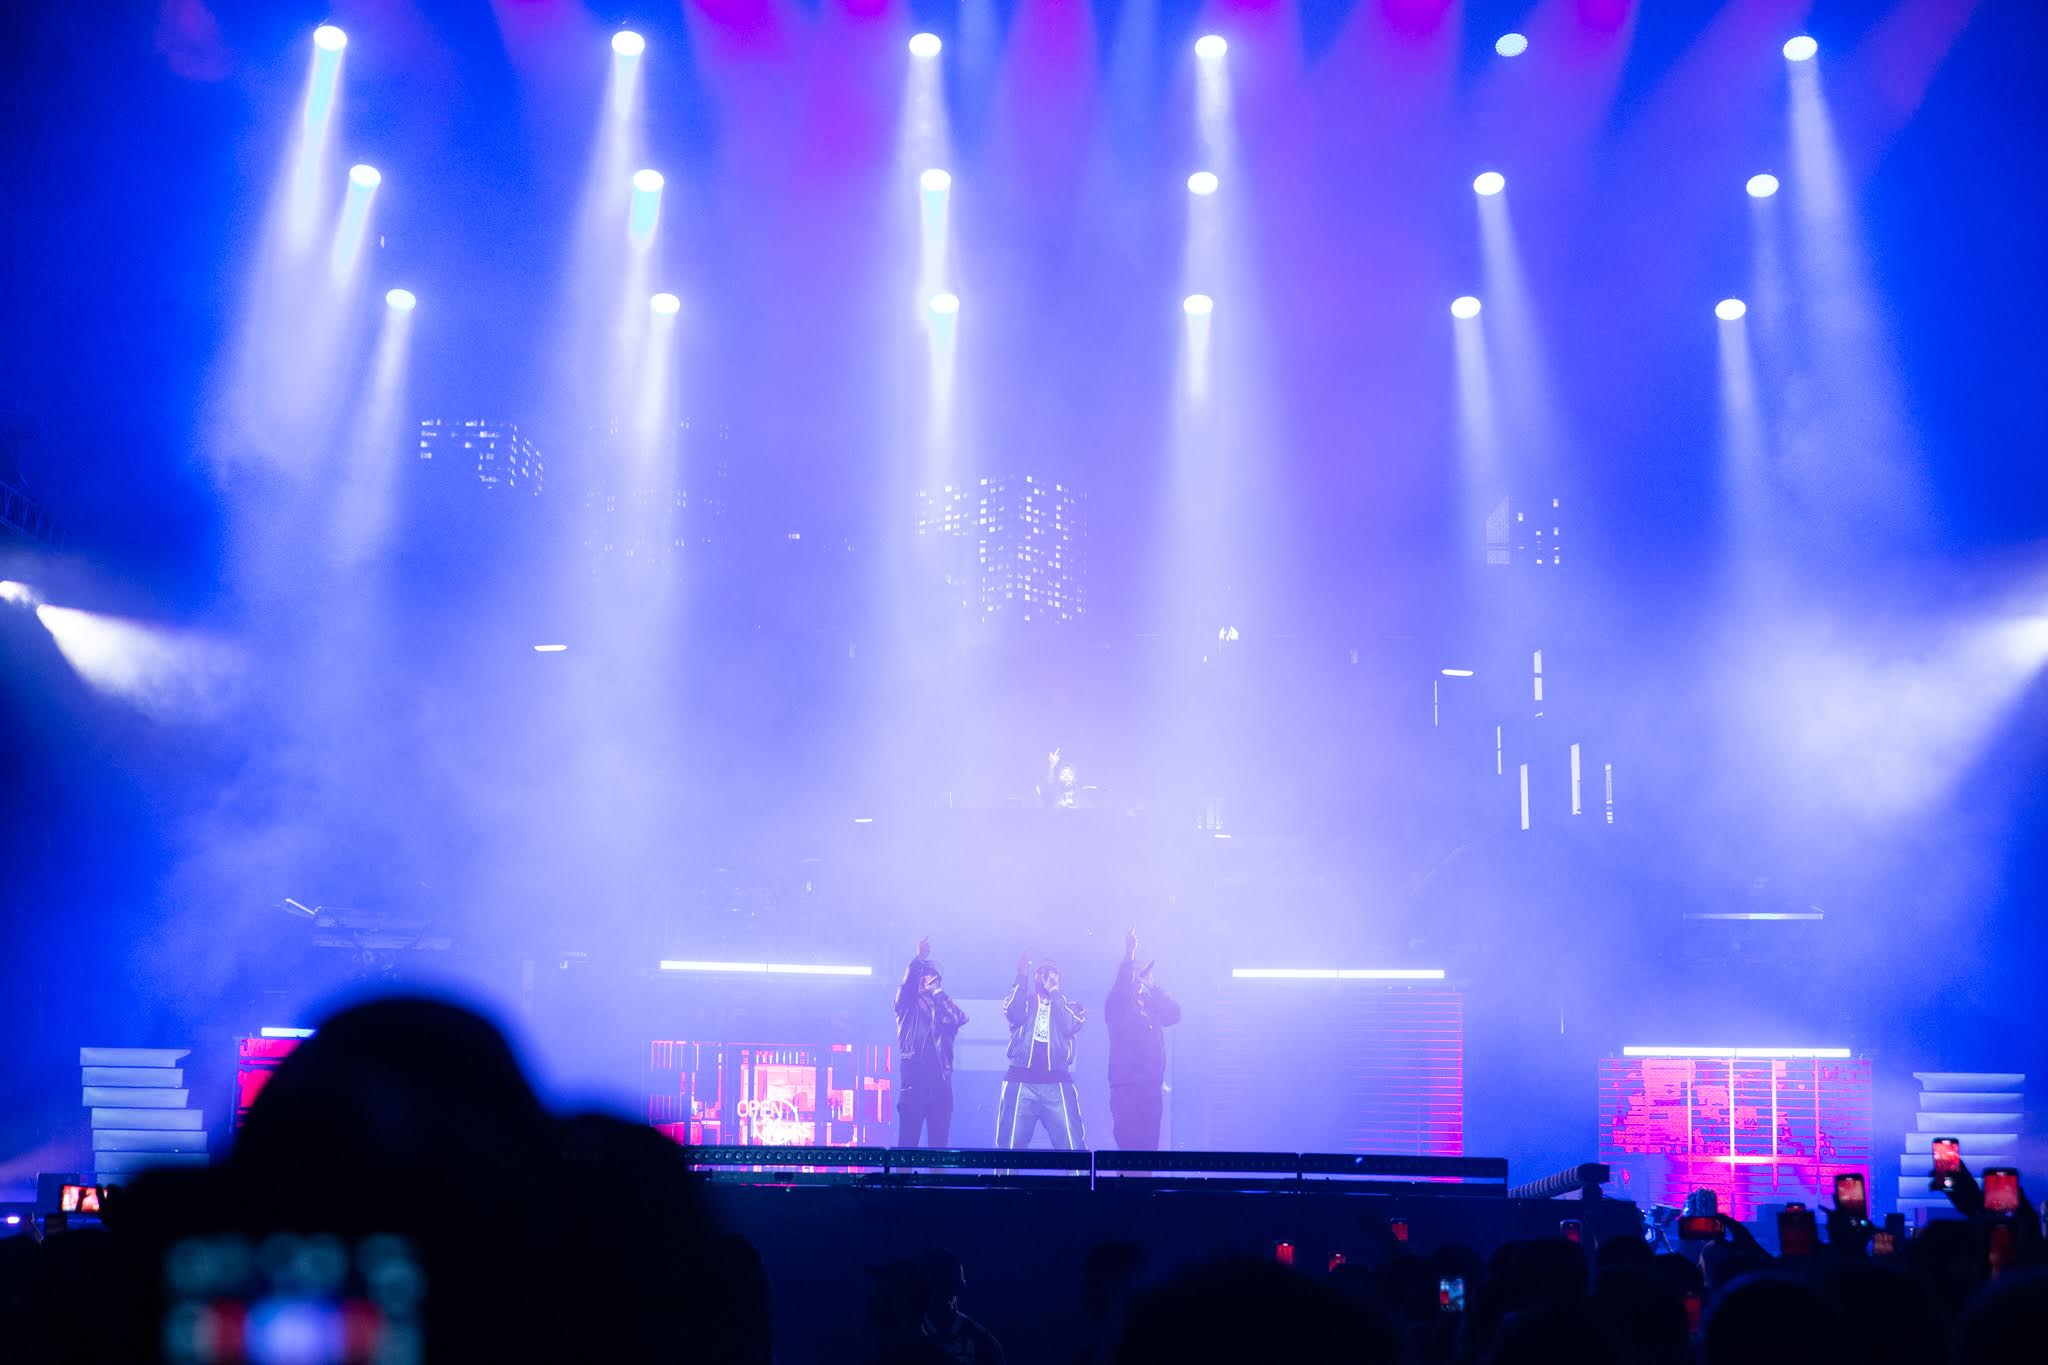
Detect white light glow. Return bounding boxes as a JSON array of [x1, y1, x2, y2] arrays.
[[929, 292, 960, 316], [1716, 298, 1748, 321], [260, 1027, 316, 1039], [349, 164, 380, 189], [384, 288, 416, 312], [1496, 33, 1528, 57], [632, 168, 665, 193], [1473, 171, 1506, 197], [532, 644, 567, 653], [1195, 34, 1228, 60], [658, 960, 873, 976], [1183, 293, 1214, 317], [1684, 912, 1825, 921], [1747, 173, 1781, 198], [651, 292, 681, 316], [909, 32, 942, 59], [1623, 1046, 1851, 1058], [1441, 668, 1474, 677], [313, 25, 347, 52], [919, 168, 952, 193], [1451, 295, 1482, 320], [1187, 170, 1219, 196], [1232, 968, 1448, 981], [1783, 35, 1818, 62], [0, 580, 36, 607], [612, 31, 645, 57]]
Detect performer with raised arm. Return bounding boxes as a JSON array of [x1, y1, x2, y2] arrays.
[[894, 936, 969, 1147], [1105, 928, 1182, 1151], [995, 953, 1088, 1149]]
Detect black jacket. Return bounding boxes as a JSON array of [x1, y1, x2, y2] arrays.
[[1002, 975, 1086, 1076], [1105, 958, 1181, 1087], [895, 955, 968, 1085]]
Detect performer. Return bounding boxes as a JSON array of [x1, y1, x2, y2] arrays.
[[894, 936, 968, 1147], [996, 953, 1087, 1149], [1105, 928, 1181, 1151]]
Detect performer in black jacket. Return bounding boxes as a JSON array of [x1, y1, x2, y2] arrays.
[[1105, 928, 1181, 1150], [894, 937, 969, 1147], [995, 954, 1087, 1149]]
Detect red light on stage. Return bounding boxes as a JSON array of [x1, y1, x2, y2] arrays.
[[1273, 1241, 1294, 1267], [1327, 1251, 1346, 1272]]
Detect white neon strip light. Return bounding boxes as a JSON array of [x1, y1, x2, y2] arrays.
[[259, 1027, 316, 1038], [1622, 1046, 1852, 1058], [658, 960, 872, 976], [1684, 912, 1824, 921], [1232, 968, 1446, 980]]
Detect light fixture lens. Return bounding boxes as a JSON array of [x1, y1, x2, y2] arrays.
[[612, 31, 645, 57], [1183, 293, 1214, 317], [1473, 171, 1506, 197], [632, 168, 665, 194], [908, 32, 942, 59], [929, 292, 960, 316], [651, 292, 681, 316], [1746, 173, 1780, 198], [1187, 171, 1219, 196], [1451, 295, 1482, 320], [385, 288, 416, 312], [1783, 35, 1818, 62], [919, 168, 952, 193], [1495, 33, 1528, 57], [349, 164, 381, 189], [1195, 34, 1228, 60], [313, 25, 347, 52], [1716, 298, 1748, 321]]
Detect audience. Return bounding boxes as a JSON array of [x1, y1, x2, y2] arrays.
[[0, 994, 2039, 1362]]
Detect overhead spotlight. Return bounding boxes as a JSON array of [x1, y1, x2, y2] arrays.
[[1451, 295, 1482, 320], [632, 168, 665, 193], [0, 580, 38, 608], [1194, 34, 1228, 60], [1783, 35, 1818, 62], [612, 31, 645, 57], [1472, 171, 1506, 197], [929, 292, 960, 316], [1716, 298, 1748, 321], [1495, 33, 1528, 57], [651, 292, 681, 317], [1187, 171, 1219, 196], [919, 168, 952, 193], [349, 164, 381, 189], [313, 24, 348, 52], [908, 32, 942, 59], [1183, 293, 1214, 316], [384, 288, 416, 312], [1746, 173, 1781, 198]]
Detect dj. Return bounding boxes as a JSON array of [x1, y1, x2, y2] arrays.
[[996, 953, 1088, 1149], [894, 936, 969, 1147]]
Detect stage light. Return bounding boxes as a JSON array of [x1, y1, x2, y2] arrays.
[[929, 292, 960, 316], [1183, 293, 1214, 316], [532, 644, 567, 653], [1473, 171, 1505, 197], [1783, 35, 1818, 62], [919, 168, 951, 192], [1747, 173, 1781, 198], [1194, 34, 1228, 60], [651, 292, 681, 316], [1187, 170, 1219, 195], [349, 164, 380, 189], [1716, 298, 1748, 321], [632, 168, 664, 193], [384, 288, 416, 312], [908, 32, 942, 59], [657, 960, 875, 976], [612, 31, 645, 57], [1231, 968, 1448, 981], [1451, 295, 1482, 319], [1441, 668, 1475, 677], [0, 580, 37, 608], [313, 24, 347, 52], [1496, 33, 1528, 57]]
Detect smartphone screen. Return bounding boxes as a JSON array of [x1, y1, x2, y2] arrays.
[[1439, 1277, 1465, 1313], [1984, 1168, 2020, 1215], [1273, 1241, 1295, 1267], [1835, 1173, 1869, 1220], [1678, 1213, 1723, 1241], [1778, 1208, 1817, 1256], [1560, 1219, 1583, 1244], [1870, 1230, 1897, 1256], [1932, 1139, 1961, 1191], [1386, 1218, 1409, 1246]]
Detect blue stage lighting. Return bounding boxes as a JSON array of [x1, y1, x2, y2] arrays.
[[1451, 296, 1482, 320], [1183, 294, 1214, 317], [313, 25, 347, 53], [1495, 33, 1528, 57], [349, 164, 381, 189], [612, 31, 645, 57], [908, 33, 942, 59], [651, 292, 681, 317], [1473, 171, 1506, 197], [929, 292, 960, 316], [1187, 171, 1219, 196], [1716, 298, 1747, 321], [1195, 34, 1228, 61], [632, 168, 665, 194], [919, 168, 951, 193], [1783, 35, 1818, 62], [1747, 173, 1781, 198], [385, 289, 416, 312]]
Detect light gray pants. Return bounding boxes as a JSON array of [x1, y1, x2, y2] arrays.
[[995, 1077, 1086, 1149]]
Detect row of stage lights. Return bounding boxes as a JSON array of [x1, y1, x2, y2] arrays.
[[313, 22, 1824, 325]]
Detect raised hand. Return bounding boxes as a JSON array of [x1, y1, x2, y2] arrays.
[[1125, 927, 1138, 960], [1017, 952, 1033, 976], [917, 936, 932, 959]]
